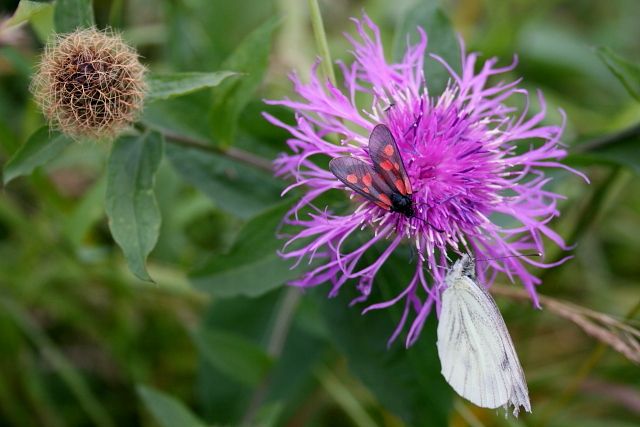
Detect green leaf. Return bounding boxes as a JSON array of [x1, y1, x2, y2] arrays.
[[165, 142, 282, 219], [143, 92, 212, 143], [254, 402, 284, 427], [3, 127, 72, 185], [195, 291, 282, 423], [63, 175, 106, 248], [146, 71, 239, 101], [1, 298, 115, 427], [210, 17, 280, 147], [568, 128, 640, 174], [3, 1, 53, 31], [190, 202, 308, 297], [54, 0, 95, 33], [137, 385, 207, 427], [316, 249, 452, 426], [192, 328, 272, 386], [596, 46, 640, 102], [105, 132, 163, 282], [393, 3, 460, 97]]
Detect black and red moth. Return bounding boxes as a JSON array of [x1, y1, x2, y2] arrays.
[[329, 124, 415, 218]]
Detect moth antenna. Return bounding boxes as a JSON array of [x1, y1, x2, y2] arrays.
[[413, 215, 445, 233], [412, 202, 445, 233]]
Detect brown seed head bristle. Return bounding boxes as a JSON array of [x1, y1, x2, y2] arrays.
[[30, 28, 146, 140]]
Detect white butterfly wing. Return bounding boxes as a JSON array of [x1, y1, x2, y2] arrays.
[[437, 275, 531, 416]]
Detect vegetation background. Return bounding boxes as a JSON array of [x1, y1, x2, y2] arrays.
[[0, 0, 639, 426]]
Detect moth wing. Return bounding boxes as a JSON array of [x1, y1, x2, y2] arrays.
[[329, 156, 395, 210], [368, 124, 412, 195], [437, 275, 531, 416]]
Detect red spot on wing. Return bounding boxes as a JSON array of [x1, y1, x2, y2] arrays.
[[383, 144, 394, 156], [404, 177, 412, 194], [346, 174, 358, 184], [363, 187, 370, 193], [395, 179, 406, 194], [378, 193, 392, 206], [362, 173, 373, 187], [380, 160, 394, 171], [393, 162, 400, 171]]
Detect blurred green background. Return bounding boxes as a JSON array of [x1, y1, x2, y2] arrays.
[[0, 0, 639, 426]]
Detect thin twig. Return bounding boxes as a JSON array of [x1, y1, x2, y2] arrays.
[[491, 286, 640, 425], [241, 288, 302, 426], [155, 128, 275, 173], [536, 298, 640, 426]]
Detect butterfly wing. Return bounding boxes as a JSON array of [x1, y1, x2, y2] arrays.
[[329, 157, 395, 210], [368, 124, 412, 195], [437, 274, 531, 416]]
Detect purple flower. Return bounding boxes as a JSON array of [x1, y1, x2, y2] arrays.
[[264, 14, 587, 347]]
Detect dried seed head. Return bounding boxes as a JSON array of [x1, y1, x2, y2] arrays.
[[31, 28, 146, 140]]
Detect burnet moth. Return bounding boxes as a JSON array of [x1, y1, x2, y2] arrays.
[[329, 124, 417, 219]]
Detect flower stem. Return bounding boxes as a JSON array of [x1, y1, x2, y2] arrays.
[[241, 288, 302, 426], [308, 0, 337, 86]]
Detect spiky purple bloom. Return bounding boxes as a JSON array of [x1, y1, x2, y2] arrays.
[[264, 15, 586, 347]]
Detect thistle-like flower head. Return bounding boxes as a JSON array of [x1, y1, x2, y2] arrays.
[[31, 28, 146, 140], [265, 15, 586, 346]]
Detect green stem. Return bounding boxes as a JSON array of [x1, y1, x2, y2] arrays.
[[308, 0, 337, 86], [109, 0, 125, 28], [141, 125, 274, 173], [536, 297, 640, 426], [241, 288, 302, 426]]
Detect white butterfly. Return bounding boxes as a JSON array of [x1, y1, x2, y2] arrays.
[[436, 254, 531, 416]]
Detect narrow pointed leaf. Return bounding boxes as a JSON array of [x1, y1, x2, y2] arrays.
[[143, 92, 212, 143], [3, 1, 53, 31], [146, 71, 239, 101], [210, 17, 280, 147], [192, 328, 272, 386], [190, 202, 308, 297], [316, 250, 452, 426], [165, 142, 282, 219], [596, 46, 640, 102], [137, 385, 207, 427], [3, 127, 72, 185], [106, 132, 163, 282], [393, 3, 460, 97]]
